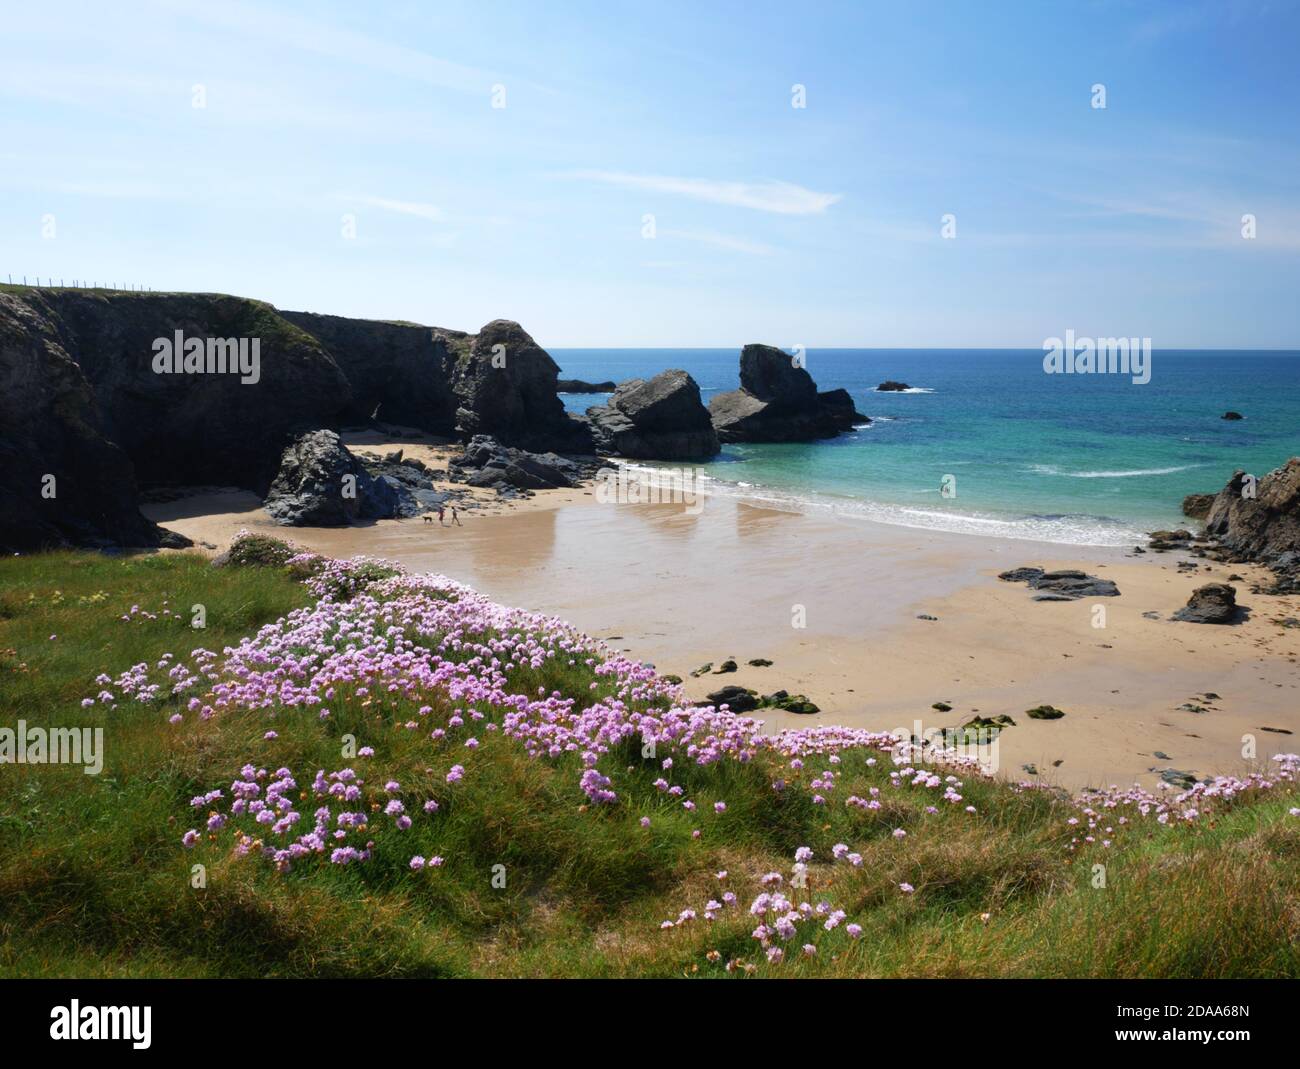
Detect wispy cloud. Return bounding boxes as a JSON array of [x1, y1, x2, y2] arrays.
[[661, 227, 773, 255], [567, 170, 841, 215], [156, 0, 519, 96], [345, 194, 443, 222]]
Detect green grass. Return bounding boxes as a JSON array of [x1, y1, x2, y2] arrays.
[[1, 549, 1297, 978]]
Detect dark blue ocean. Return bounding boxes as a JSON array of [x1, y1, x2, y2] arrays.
[[550, 348, 1300, 546]]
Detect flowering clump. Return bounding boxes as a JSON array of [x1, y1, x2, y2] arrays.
[[181, 764, 443, 874]]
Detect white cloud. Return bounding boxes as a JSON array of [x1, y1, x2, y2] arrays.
[[345, 195, 443, 222], [568, 170, 841, 215], [662, 227, 773, 255]]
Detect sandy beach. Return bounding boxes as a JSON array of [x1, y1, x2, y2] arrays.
[[147, 439, 1300, 794]]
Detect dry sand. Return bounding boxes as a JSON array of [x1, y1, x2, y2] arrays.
[[145, 445, 1300, 793]]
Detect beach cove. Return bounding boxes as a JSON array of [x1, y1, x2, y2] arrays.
[[149, 432, 1300, 794]]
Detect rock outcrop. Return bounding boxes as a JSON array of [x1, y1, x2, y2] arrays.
[[264, 430, 406, 526], [448, 435, 590, 492], [557, 378, 617, 393], [1182, 493, 1216, 520], [1221, 411, 1244, 420], [876, 380, 911, 392], [442, 320, 593, 453], [0, 293, 173, 551], [997, 567, 1120, 599], [1172, 583, 1240, 624], [1195, 460, 1300, 591], [708, 344, 867, 442], [586, 370, 720, 460]]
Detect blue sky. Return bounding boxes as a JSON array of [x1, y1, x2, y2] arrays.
[[2, 0, 1297, 346]]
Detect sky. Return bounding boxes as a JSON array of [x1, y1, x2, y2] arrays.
[[1, 0, 1298, 347]]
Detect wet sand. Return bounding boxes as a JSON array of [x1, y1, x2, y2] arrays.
[[146, 471, 1300, 793]]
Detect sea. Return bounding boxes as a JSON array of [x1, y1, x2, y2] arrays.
[[550, 348, 1300, 547]]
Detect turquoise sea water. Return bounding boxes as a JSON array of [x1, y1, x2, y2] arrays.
[[551, 349, 1300, 546]]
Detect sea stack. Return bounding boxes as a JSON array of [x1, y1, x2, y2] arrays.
[[586, 369, 720, 460], [708, 344, 868, 443]]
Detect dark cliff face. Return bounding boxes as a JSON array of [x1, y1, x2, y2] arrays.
[[2, 291, 594, 551], [0, 294, 163, 551], [26, 291, 353, 491], [280, 310, 458, 435]]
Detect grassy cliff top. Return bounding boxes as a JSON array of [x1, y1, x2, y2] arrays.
[[1, 540, 1297, 978]]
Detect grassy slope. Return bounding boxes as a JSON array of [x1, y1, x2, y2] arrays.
[[0, 549, 1297, 978]]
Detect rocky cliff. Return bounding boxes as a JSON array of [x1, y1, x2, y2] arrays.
[[0, 293, 169, 551], [1199, 460, 1300, 591], [0, 288, 596, 550], [23, 291, 353, 490], [280, 310, 458, 434]]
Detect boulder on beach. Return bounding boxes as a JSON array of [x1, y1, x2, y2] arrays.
[[586, 369, 720, 460], [264, 430, 407, 526], [997, 567, 1120, 599], [449, 434, 586, 492], [1172, 582, 1240, 624], [705, 684, 758, 712], [709, 344, 868, 442]]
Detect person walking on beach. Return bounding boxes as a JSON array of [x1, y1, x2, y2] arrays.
[[450, 506, 462, 527], [436, 504, 445, 526]]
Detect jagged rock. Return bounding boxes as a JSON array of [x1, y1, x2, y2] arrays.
[[557, 378, 617, 393], [876, 380, 912, 392], [1196, 461, 1300, 592], [709, 344, 867, 443], [1160, 769, 1198, 789], [713, 659, 738, 674], [998, 567, 1120, 598], [689, 663, 713, 677], [280, 311, 458, 434], [1026, 705, 1066, 720], [586, 370, 720, 460], [0, 293, 174, 551], [1221, 411, 1244, 420], [1172, 583, 1240, 624], [264, 430, 406, 526], [1182, 493, 1216, 520], [448, 434, 585, 491], [441, 320, 592, 453]]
